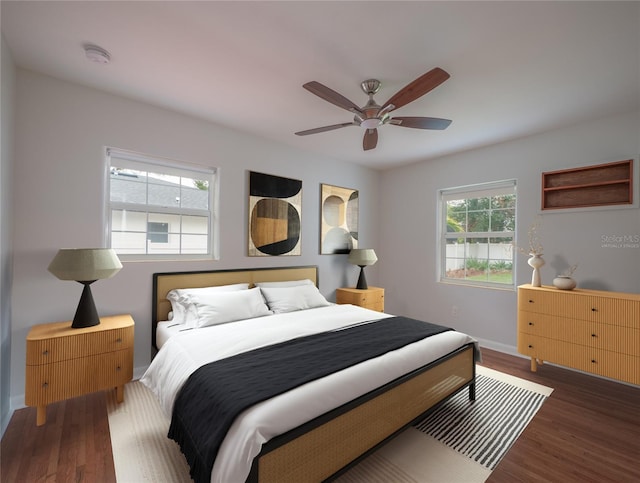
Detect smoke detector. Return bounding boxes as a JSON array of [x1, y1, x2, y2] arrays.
[[84, 44, 111, 64]]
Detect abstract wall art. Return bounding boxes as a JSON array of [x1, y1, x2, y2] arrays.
[[249, 171, 302, 256], [320, 184, 358, 254]]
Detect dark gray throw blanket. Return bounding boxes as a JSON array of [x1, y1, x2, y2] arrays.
[[168, 316, 453, 483]]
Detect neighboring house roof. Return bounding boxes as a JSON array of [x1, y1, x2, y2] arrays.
[[110, 171, 208, 210]]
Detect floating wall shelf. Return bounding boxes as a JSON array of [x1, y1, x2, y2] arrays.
[[541, 159, 633, 210]]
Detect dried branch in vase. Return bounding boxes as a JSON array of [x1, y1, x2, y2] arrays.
[[514, 217, 543, 256], [560, 264, 578, 277]]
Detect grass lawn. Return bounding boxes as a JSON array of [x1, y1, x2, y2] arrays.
[[466, 271, 513, 283]]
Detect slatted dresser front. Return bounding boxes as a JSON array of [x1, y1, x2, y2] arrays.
[[517, 284, 639, 385], [26, 314, 134, 425]]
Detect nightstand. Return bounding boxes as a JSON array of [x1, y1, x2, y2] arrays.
[[336, 287, 384, 312], [25, 314, 134, 426]]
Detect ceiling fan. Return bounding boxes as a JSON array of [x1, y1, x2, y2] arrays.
[[295, 67, 452, 151]]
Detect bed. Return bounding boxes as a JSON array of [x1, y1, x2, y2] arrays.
[[142, 266, 477, 483]]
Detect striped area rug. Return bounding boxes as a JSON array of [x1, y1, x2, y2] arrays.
[[107, 365, 552, 483], [413, 366, 550, 470], [335, 365, 552, 482]]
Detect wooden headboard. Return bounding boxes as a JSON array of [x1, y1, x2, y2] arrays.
[[152, 266, 318, 348]]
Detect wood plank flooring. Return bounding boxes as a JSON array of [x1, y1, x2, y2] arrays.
[[2, 348, 639, 482]]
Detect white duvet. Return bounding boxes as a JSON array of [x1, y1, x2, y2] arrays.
[[141, 304, 476, 483]]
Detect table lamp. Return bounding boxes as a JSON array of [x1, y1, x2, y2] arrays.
[[347, 248, 378, 290], [48, 248, 122, 328]]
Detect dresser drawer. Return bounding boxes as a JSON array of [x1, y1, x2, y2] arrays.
[[587, 351, 640, 384], [26, 326, 133, 365], [519, 288, 640, 327], [517, 333, 639, 384], [25, 348, 133, 406], [518, 312, 640, 355]]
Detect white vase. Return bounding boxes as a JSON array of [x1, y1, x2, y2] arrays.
[[527, 253, 545, 287], [553, 276, 577, 290]]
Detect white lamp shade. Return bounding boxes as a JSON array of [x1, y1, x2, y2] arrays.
[[348, 248, 378, 266], [48, 248, 122, 281]]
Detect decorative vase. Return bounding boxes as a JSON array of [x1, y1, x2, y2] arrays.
[[527, 253, 545, 287], [553, 276, 577, 290]]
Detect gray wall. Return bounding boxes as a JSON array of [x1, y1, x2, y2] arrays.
[[378, 110, 640, 353], [5, 66, 640, 417], [9, 69, 380, 406], [1, 33, 16, 435]]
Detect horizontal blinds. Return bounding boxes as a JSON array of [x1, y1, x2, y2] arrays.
[[107, 148, 215, 178], [440, 179, 516, 202]]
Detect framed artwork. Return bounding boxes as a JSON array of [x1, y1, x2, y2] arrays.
[[320, 184, 359, 254], [248, 171, 302, 256]]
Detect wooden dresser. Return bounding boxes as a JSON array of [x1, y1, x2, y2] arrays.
[[517, 284, 639, 385], [336, 287, 384, 312], [26, 314, 134, 425]]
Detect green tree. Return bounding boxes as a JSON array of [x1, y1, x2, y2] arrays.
[[447, 195, 515, 236], [193, 179, 209, 190]]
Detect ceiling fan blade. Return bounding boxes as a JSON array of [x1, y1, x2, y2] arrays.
[[381, 67, 450, 111], [390, 116, 452, 130], [363, 128, 378, 151], [303, 81, 363, 113], [295, 122, 356, 136]]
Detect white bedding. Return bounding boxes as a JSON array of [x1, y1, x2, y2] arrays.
[[156, 321, 187, 348], [141, 304, 476, 483]]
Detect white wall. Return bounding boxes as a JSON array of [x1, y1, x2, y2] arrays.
[[379, 110, 640, 352], [9, 67, 640, 408], [10, 69, 380, 404], [1, 33, 16, 434]]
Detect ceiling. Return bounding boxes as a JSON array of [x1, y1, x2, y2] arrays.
[[2, 1, 639, 170]]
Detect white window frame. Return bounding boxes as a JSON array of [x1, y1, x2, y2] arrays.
[[438, 179, 517, 289], [104, 147, 219, 261]]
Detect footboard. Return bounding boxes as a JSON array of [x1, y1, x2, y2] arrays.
[[248, 343, 476, 483]]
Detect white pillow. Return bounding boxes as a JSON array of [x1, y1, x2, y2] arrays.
[[166, 283, 250, 325], [190, 287, 272, 328], [254, 279, 314, 288], [260, 284, 331, 314]]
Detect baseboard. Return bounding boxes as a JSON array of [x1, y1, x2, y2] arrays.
[[1, 407, 13, 438], [10, 393, 23, 412], [475, 338, 522, 358]]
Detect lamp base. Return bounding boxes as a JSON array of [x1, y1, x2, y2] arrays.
[[72, 282, 101, 329], [355, 266, 368, 290]]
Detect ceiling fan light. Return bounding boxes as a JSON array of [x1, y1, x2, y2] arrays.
[[360, 118, 380, 129]]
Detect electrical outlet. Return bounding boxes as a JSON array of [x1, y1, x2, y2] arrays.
[[452, 305, 459, 317]]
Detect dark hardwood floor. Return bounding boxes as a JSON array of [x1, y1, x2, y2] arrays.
[[2, 348, 639, 482]]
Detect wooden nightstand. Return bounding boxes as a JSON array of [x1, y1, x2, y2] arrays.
[[336, 287, 384, 312], [25, 314, 134, 426]]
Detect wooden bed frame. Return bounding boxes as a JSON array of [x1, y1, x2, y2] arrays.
[[152, 266, 476, 483]]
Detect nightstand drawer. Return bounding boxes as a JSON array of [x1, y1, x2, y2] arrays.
[[26, 326, 133, 365], [25, 348, 133, 406], [361, 299, 384, 311], [25, 314, 135, 425], [336, 287, 384, 312]]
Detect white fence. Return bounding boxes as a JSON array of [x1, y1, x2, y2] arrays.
[[445, 242, 513, 270]]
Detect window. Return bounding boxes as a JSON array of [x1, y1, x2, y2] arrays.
[[439, 180, 516, 288], [105, 148, 218, 260], [147, 222, 169, 243]]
